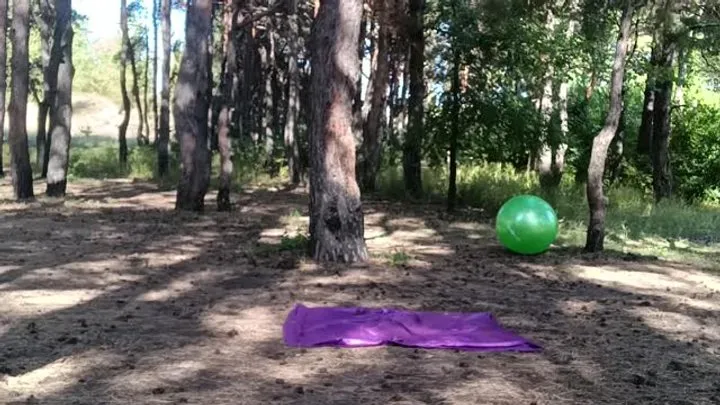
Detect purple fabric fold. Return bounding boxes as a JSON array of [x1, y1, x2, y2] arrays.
[[283, 304, 541, 352]]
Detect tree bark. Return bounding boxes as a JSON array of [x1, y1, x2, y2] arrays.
[[674, 46, 686, 107], [637, 43, 659, 156], [174, 0, 212, 212], [158, 0, 172, 177], [585, 1, 634, 252], [536, 10, 556, 189], [259, 27, 276, 174], [119, 0, 131, 167], [308, 0, 369, 263], [46, 0, 73, 197], [152, 0, 159, 143], [129, 39, 147, 146], [216, 0, 236, 212], [360, 0, 390, 192], [8, 0, 34, 200], [403, 0, 425, 198], [37, 0, 54, 177], [447, 48, 460, 212], [651, 38, 674, 202], [144, 28, 151, 145], [0, 0, 7, 178], [608, 85, 627, 184], [283, 0, 301, 185]]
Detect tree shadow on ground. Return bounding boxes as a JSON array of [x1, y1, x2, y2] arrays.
[[0, 183, 718, 404]]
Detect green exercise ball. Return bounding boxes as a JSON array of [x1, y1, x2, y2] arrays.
[[496, 195, 558, 255]]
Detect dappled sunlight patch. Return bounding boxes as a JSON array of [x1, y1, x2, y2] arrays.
[[0, 289, 106, 317], [435, 370, 530, 404], [628, 307, 720, 344], [258, 227, 287, 244], [138, 270, 229, 302], [571, 265, 691, 291], [559, 299, 600, 316], [0, 265, 20, 275], [4, 350, 124, 399], [202, 306, 281, 342]]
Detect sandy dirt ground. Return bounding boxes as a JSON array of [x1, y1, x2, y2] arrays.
[[0, 179, 719, 405]]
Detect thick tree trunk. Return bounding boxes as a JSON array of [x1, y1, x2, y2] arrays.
[[158, 0, 171, 177], [360, 0, 390, 192], [8, 0, 34, 200], [174, 0, 212, 212], [352, 11, 367, 144], [637, 43, 659, 156], [37, 0, 54, 177], [283, 0, 301, 185], [0, 0, 7, 178], [447, 48, 460, 212], [119, 0, 131, 167], [651, 39, 674, 202], [216, 0, 236, 212], [403, 0, 425, 198], [585, 1, 634, 252], [152, 0, 159, 142], [308, 0, 369, 263], [129, 40, 147, 146], [46, 0, 73, 197]]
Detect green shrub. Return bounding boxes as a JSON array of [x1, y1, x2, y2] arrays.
[[69, 146, 126, 179]]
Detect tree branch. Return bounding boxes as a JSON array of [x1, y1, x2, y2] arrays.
[[235, 0, 287, 30]]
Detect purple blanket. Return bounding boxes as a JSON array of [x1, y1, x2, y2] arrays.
[[283, 304, 540, 352]]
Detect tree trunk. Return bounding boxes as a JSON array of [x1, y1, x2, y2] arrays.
[[308, 0, 369, 263], [608, 85, 627, 184], [152, 0, 159, 143], [216, 0, 236, 211], [651, 39, 674, 202], [352, 11, 367, 144], [637, 43, 659, 156], [144, 29, 151, 145], [403, 0, 425, 198], [0, 0, 7, 178], [157, 0, 172, 177], [259, 28, 276, 174], [46, 0, 73, 197], [447, 48, 460, 212], [8, 0, 34, 200], [536, 10, 556, 189], [360, 0, 390, 192], [37, 0, 54, 177], [553, 80, 569, 182], [283, 0, 301, 185], [129, 39, 146, 146], [174, 0, 212, 212], [585, 0, 634, 252], [674, 46, 686, 107], [119, 0, 131, 167]]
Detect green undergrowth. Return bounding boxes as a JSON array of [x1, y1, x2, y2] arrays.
[[377, 163, 720, 270]]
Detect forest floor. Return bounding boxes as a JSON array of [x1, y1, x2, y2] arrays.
[[0, 179, 719, 405]]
